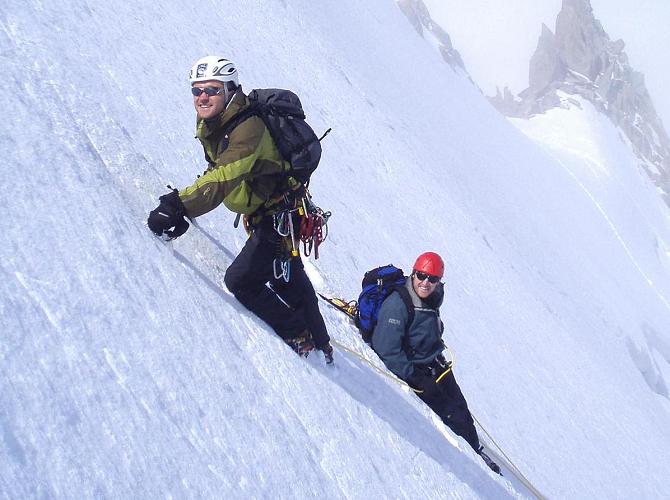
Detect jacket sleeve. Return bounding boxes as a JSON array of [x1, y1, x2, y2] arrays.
[[371, 293, 413, 380], [179, 116, 285, 218]]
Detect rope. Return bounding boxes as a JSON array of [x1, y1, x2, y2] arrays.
[[330, 340, 454, 392], [331, 339, 412, 387], [331, 338, 545, 499], [472, 415, 547, 500]]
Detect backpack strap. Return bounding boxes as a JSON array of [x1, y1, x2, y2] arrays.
[[393, 285, 417, 358], [200, 103, 259, 167], [216, 104, 295, 215], [394, 285, 415, 334], [219, 104, 261, 139]]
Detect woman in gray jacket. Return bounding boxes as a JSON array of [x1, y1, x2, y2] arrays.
[[372, 252, 500, 474]]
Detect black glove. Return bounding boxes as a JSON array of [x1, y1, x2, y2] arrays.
[[320, 343, 334, 365], [408, 370, 441, 399], [147, 190, 189, 240]]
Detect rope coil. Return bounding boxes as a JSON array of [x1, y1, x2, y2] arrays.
[[300, 207, 330, 258]]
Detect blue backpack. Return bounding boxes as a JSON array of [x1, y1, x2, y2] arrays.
[[355, 265, 415, 344]]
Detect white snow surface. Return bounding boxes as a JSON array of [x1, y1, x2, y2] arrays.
[[2, 0, 670, 498]]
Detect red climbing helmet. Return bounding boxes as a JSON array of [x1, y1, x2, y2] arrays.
[[413, 251, 444, 278]]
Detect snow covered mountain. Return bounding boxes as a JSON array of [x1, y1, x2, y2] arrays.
[[2, 0, 670, 498], [488, 0, 670, 204]]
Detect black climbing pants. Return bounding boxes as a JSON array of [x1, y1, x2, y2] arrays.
[[224, 216, 330, 349], [416, 368, 481, 452]]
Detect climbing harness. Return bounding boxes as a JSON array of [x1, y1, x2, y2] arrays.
[[330, 339, 454, 391], [266, 187, 331, 282]]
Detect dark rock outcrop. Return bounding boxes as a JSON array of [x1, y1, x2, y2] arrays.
[[489, 0, 670, 202], [397, 0, 468, 75]]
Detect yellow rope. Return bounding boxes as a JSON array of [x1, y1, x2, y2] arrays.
[[330, 340, 455, 392], [331, 339, 412, 388]]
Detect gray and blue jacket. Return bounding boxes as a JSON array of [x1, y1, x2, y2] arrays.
[[371, 278, 445, 380]]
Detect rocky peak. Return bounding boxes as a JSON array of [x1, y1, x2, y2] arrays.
[[396, 0, 468, 75], [528, 24, 565, 93], [490, 0, 670, 204], [555, 0, 608, 80]]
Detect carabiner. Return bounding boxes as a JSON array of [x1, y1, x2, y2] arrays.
[[273, 257, 291, 282], [273, 211, 290, 237]]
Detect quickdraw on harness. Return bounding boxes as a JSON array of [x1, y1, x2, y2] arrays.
[[271, 206, 298, 282], [243, 187, 331, 283]]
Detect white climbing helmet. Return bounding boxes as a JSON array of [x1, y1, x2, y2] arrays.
[[189, 56, 239, 86]]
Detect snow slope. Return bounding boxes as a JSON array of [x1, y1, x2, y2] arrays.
[[2, 0, 670, 498], [511, 94, 670, 401]]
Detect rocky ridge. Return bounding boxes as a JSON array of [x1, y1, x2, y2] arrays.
[[396, 0, 468, 76], [490, 0, 670, 202]]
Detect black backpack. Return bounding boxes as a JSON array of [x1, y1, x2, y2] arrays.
[[222, 88, 328, 186], [355, 265, 415, 344]]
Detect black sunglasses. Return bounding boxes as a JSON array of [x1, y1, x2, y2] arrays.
[[414, 271, 440, 284], [191, 86, 225, 97]]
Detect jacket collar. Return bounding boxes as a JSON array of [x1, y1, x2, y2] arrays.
[[404, 277, 444, 310]]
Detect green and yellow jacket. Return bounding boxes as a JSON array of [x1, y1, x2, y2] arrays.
[[179, 87, 298, 219]]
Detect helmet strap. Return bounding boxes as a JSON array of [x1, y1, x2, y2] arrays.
[[223, 83, 238, 109]]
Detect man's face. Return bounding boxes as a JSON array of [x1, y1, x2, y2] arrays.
[[192, 81, 227, 120], [411, 271, 440, 299]]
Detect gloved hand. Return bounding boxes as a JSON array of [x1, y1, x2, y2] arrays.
[[147, 190, 189, 240], [408, 370, 441, 399], [320, 343, 334, 365]]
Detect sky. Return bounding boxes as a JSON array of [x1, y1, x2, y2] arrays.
[[425, 0, 670, 131], [2, 0, 670, 497]]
